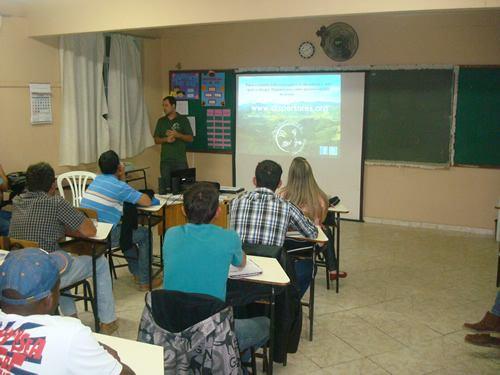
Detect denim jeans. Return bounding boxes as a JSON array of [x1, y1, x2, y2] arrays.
[[111, 224, 150, 284], [59, 254, 116, 324], [235, 316, 270, 353], [0, 210, 11, 236], [294, 259, 313, 299], [492, 291, 500, 317]]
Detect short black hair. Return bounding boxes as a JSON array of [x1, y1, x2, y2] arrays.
[[26, 162, 55, 192], [163, 96, 176, 106], [98, 150, 120, 174], [255, 160, 282, 191], [183, 182, 219, 224]]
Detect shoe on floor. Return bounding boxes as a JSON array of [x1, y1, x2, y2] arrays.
[[100, 319, 119, 335], [138, 275, 163, 291], [464, 311, 500, 333], [464, 333, 500, 347], [329, 271, 348, 280]]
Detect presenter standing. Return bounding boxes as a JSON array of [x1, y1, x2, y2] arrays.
[[154, 96, 193, 193]]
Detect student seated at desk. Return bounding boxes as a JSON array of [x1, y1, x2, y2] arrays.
[[81, 150, 162, 291], [162, 182, 269, 356], [0, 164, 10, 236], [9, 162, 118, 334], [278, 156, 347, 281], [230, 160, 318, 297], [0, 248, 134, 374]]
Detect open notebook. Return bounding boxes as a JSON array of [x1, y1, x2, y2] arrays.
[[229, 258, 262, 279]]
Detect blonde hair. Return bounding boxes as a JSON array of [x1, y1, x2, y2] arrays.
[[281, 157, 328, 223]]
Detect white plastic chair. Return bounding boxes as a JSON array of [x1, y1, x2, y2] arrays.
[[57, 171, 96, 207]]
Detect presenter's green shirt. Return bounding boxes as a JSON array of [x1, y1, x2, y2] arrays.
[[153, 113, 193, 162]]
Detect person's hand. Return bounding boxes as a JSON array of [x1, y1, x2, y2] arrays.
[[166, 129, 180, 138], [99, 343, 121, 362], [166, 135, 175, 143]]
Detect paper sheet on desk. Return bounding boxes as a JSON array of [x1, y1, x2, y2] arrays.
[[229, 259, 262, 279]]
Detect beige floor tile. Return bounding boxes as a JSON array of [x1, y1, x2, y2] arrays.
[[321, 358, 390, 375], [298, 332, 363, 367]]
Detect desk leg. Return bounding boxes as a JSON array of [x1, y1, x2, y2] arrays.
[[268, 287, 275, 375], [142, 170, 148, 190], [148, 214, 153, 291], [92, 246, 100, 333], [335, 213, 341, 294]]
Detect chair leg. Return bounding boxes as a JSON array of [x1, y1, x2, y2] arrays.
[[83, 283, 89, 311], [250, 347, 257, 374], [309, 262, 316, 342]]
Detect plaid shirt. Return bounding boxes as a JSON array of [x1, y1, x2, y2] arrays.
[[9, 191, 85, 252], [230, 187, 318, 247]]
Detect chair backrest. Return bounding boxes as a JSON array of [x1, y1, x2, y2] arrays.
[[138, 291, 241, 374], [0, 236, 39, 250], [243, 243, 282, 259], [57, 171, 96, 207]]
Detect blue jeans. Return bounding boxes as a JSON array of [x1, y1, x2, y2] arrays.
[[235, 316, 269, 353], [492, 291, 500, 317], [111, 225, 150, 284], [59, 254, 116, 324], [294, 259, 313, 299], [0, 210, 11, 236]]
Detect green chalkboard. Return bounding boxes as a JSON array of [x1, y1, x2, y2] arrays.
[[454, 67, 500, 166], [365, 69, 454, 164], [169, 70, 235, 153]]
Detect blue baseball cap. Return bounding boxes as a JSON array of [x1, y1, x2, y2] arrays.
[[0, 248, 70, 305]]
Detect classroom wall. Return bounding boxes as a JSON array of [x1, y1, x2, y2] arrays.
[[159, 11, 500, 231], [24, 0, 499, 37], [0, 16, 162, 188]]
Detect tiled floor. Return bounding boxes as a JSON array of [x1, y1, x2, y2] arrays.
[[77, 221, 500, 374]]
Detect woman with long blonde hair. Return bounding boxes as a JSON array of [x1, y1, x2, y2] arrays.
[[280, 157, 347, 282]]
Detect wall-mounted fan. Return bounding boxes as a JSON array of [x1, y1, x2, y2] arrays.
[[316, 22, 359, 61]]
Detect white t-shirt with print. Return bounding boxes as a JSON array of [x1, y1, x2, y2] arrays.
[[0, 311, 122, 375]]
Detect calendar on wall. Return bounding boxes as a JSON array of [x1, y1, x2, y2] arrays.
[[29, 83, 53, 124]]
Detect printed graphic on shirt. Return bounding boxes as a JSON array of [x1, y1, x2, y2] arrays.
[[0, 321, 46, 374], [172, 122, 181, 131]]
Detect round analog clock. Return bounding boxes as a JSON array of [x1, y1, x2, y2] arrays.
[[298, 41, 315, 59]]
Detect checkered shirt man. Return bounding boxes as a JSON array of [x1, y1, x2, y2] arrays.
[[230, 187, 318, 247], [9, 191, 86, 252]]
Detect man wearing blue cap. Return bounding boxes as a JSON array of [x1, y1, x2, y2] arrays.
[[0, 248, 134, 374]]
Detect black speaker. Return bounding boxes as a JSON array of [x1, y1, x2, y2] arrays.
[[171, 176, 181, 195]]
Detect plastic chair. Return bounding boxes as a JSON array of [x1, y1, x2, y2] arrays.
[[56, 171, 96, 207]]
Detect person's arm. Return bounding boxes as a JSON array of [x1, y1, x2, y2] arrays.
[[154, 135, 175, 144], [288, 203, 318, 239], [0, 164, 8, 191], [166, 129, 193, 143], [100, 343, 135, 375], [58, 199, 97, 238], [231, 233, 246, 268], [136, 193, 152, 206]]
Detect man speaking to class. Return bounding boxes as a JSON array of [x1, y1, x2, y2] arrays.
[[154, 96, 193, 193]]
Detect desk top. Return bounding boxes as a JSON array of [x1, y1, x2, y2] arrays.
[[286, 225, 328, 243], [94, 333, 163, 375], [328, 204, 350, 214], [234, 255, 290, 286], [90, 222, 113, 240], [137, 197, 168, 212]]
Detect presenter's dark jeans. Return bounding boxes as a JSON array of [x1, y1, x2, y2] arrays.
[[159, 159, 188, 194]]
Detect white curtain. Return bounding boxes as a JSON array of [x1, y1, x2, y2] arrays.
[[59, 34, 109, 166], [107, 34, 153, 158]]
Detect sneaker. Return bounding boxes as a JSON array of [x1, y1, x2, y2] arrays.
[[329, 271, 348, 280], [464, 333, 500, 347], [100, 319, 119, 335], [138, 275, 163, 291], [464, 311, 500, 333]]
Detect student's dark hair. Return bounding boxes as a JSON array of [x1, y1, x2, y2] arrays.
[[98, 150, 120, 174], [26, 162, 55, 192], [163, 96, 176, 106], [183, 182, 219, 224], [255, 160, 282, 191]]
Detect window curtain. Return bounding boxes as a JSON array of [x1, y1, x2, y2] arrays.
[[107, 34, 154, 158], [59, 33, 109, 166]]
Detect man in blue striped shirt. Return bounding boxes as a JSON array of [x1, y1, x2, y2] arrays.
[[81, 150, 162, 291]]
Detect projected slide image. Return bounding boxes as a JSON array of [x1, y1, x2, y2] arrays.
[[237, 74, 341, 157]]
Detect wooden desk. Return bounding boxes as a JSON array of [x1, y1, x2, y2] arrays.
[[137, 197, 167, 290], [286, 225, 328, 243], [231, 255, 289, 375], [328, 204, 350, 293], [63, 221, 113, 332], [94, 333, 164, 375]]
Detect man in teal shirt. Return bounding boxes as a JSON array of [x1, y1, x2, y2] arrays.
[[163, 182, 269, 355], [153, 96, 193, 193]]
